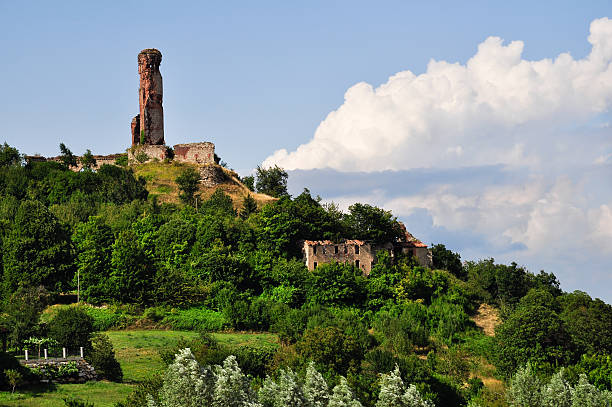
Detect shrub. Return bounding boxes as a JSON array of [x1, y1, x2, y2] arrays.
[[86, 333, 123, 382], [161, 307, 229, 331], [48, 307, 94, 352], [3, 369, 22, 394]]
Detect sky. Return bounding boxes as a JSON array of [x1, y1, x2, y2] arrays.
[[1, 1, 611, 302]]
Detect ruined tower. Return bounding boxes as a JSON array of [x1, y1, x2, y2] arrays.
[[131, 48, 164, 145]]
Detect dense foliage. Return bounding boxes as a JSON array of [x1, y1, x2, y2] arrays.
[[0, 142, 610, 406]]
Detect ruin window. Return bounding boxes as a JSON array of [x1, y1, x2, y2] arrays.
[[344, 246, 348, 254], [355, 260, 360, 269], [355, 245, 360, 254], [334, 246, 338, 254], [313, 246, 317, 255], [313, 262, 317, 269], [322, 247, 326, 254]]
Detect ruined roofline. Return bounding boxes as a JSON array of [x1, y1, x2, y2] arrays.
[[303, 236, 427, 248]]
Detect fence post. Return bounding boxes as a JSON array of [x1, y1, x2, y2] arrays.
[[80, 347, 84, 358], [25, 349, 28, 361], [62, 347, 66, 359], [44, 348, 47, 359]]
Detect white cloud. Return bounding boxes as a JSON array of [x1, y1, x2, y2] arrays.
[[264, 18, 612, 172]]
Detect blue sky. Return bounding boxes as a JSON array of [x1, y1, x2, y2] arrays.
[[1, 1, 611, 302]]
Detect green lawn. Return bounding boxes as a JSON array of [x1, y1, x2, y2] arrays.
[[0, 381, 134, 407], [0, 330, 278, 406], [106, 330, 278, 383]]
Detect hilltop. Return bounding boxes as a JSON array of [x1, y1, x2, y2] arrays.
[[129, 160, 277, 209]]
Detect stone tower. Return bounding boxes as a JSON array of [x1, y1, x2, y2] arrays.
[[131, 48, 164, 145]]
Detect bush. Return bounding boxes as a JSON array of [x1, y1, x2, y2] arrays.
[[48, 307, 94, 352], [0, 353, 25, 389], [161, 307, 229, 331], [86, 333, 122, 382], [83, 306, 128, 331]]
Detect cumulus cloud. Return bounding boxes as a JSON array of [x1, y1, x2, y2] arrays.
[[264, 18, 612, 172]]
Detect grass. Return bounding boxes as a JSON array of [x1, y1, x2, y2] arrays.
[[105, 330, 279, 383], [0, 381, 134, 407], [130, 160, 276, 208]]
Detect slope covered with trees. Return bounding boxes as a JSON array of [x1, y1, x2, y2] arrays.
[[0, 142, 611, 407]]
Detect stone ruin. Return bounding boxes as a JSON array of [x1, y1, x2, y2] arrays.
[[127, 48, 224, 184], [132, 49, 164, 146]]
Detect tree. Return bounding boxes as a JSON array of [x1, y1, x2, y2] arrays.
[[48, 307, 94, 352], [541, 368, 572, 407], [3, 369, 22, 394], [241, 175, 255, 192], [72, 216, 114, 303], [343, 203, 403, 244], [506, 364, 542, 407], [59, 143, 77, 168], [2, 200, 74, 298], [110, 230, 152, 304], [431, 244, 464, 279], [2, 286, 49, 348], [495, 304, 575, 377], [212, 355, 259, 407], [80, 149, 97, 170], [0, 142, 21, 167], [157, 348, 215, 407], [255, 165, 288, 198], [303, 361, 329, 407], [240, 194, 258, 219], [176, 168, 201, 206], [328, 377, 362, 407], [86, 334, 123, 382], [296, 326, 363, 376], [376, 365, 433, 407]]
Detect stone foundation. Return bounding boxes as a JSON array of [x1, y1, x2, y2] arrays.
[[128, 144, 170, 164], [173, 142, 215, 165]]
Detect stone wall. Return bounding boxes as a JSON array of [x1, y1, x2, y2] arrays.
[[21, 358, 97, 383], [199, 164, 228, 187], [173, 142, 215, 165], [127, 144, 169, 164], [25, 154, 125, 172], [303, 240, 394, 275]]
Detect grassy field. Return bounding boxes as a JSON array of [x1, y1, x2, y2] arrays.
[[0, 330, 279, 406], [0, 381, 134, 407]]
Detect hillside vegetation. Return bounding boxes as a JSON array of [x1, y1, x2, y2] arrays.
[[0, 142, 611, 407]]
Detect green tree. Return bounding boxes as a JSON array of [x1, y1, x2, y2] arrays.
[[0, 142, 21, 167], [3, 286, 49, 348], [241, 175, 255, 192], [2, 200, 74, 297], [506, 364, 542, 407], [255, 165, 288, 198], [59, 143, 77, 168], [495, 304, 575, 377], [176, 167, 201, 206], [431, 244, 464, 279], [86, 333, 123, 382], [343, 203, 403, 244], [3, 369, 22, 394], [72, 217, 114, 303], [110, 230, 152, 304], [80, 149, 97, 170], [240, 194, 258, 219], [296, 326, 363, 376], [48, 307, 94, 352]]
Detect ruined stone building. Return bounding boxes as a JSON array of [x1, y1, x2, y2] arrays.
[[302, 226, 432, 275]]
